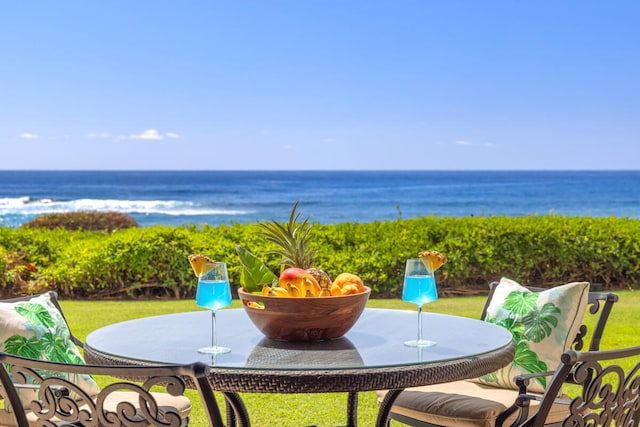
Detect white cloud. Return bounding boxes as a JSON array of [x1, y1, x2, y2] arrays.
[[125, 129, 181, 140], [131, 129, 164, 140], [19, 132, 39, 139], [454, 140, 494, 148], [88, 132, 110, 139], [22, 129, 181, 142]]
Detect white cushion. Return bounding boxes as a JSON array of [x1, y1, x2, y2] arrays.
[[474, 278, 589, 393], [0, 293, 100, 406]]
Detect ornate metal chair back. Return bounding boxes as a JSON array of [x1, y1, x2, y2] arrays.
[[0, 351, 226, 427], [516, 345, 640, 427]]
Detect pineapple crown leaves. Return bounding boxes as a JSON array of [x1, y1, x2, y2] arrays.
[[256, 201, 316, 269]]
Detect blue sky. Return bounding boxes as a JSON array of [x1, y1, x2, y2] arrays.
[[1, 1, 638, 170]]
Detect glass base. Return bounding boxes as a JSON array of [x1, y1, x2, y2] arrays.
[[197, 345, 231, 354], [404, 339, 436, 348]]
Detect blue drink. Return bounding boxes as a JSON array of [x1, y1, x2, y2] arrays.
[[194, 261, 232, 354], [402, 258, 438, 347], [402, 275, 438, 306], [196, 279, 232, 311]]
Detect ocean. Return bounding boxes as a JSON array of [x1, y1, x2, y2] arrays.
[[1, 170, 639, 228]]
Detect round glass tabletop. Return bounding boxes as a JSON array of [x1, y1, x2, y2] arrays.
[[85, 308, 513, 370]]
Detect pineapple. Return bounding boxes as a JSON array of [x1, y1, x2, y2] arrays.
[[418, 250, 447, 271], [187, 254, 217, 277], [257, 201, 332, 295], [257, 201, 316, 269], [307, 267, 332, 293]]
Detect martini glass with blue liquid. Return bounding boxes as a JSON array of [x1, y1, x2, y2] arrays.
[[402, 258, 438, 347], [196, 261, 232, 354]]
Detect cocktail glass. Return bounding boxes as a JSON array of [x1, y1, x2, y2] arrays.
[[402, 258, 438, 347], [196, 261, 232, 354]]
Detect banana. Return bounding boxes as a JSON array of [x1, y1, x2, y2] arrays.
[[262, 285, 292, 297], [246, 301, 264, 309], [271, 287, 290, 297], [263, 271, 366, 298], [285, 282, 304, 297], [304, 276, 322, 297]]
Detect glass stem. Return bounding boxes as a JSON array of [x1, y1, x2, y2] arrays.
[[211, 310, 217, 349], [417, 305, 423, 343]]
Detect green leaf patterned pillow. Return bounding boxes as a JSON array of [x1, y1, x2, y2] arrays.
[[474, 278, 589, 393], [0, 293, 100, 407]]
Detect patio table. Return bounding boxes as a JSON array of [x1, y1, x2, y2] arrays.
[[84, 308, 514, 426]]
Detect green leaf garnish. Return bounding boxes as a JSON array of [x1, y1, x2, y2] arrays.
[[235, 244, 278, 293]]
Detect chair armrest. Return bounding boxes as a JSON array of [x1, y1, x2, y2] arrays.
[[514, 371, 555, 394], [502, 372, 556, 427], [515, 393, 572, 408], [13, 383, 70, 398], [5, 383, 71, 404]]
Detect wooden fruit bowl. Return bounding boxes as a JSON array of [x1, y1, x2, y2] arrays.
[[238, 287, 371, 341]]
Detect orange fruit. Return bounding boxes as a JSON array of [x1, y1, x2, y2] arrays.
[[187, 254, 216, 277], [340, 284, 361, 295], [333, 273, 365, 293], [330, 283, 342, 296], [418, 250, 447, 272]]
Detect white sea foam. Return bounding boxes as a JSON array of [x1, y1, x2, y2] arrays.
[[0, 196, 250, 216], [0, 196, 31, 208]]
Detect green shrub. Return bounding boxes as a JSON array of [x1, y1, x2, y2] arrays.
[[1, 216, 639, 299], [0, 246, 7, 290], [43, 227, 198, 298], [22, 211, 138, 232]]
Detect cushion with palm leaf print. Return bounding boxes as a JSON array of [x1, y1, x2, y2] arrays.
[[0, 293, 100, 407], [473, 278, 589, 393]]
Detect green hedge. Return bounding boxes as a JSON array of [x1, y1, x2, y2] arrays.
[[1, 216, 639, 299], [22, 211, 139, 232]]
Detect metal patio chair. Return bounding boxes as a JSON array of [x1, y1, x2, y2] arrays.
[[0, 291, 246, 426], [379, 281, 619, 427], [0, 352, 228, 426], [514, 345, 640, 427]]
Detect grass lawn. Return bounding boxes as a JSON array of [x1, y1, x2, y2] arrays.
[[59, 290, 640, 427]]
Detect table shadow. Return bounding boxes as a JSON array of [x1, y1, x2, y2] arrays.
[[245, 336, 364, 369]]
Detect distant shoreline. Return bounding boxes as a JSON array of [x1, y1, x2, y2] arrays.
[[1, 169, 640, 172], [2, 170, 639, 228]]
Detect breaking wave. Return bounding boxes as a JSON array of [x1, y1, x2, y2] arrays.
[[0, 196, 252, 218]]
